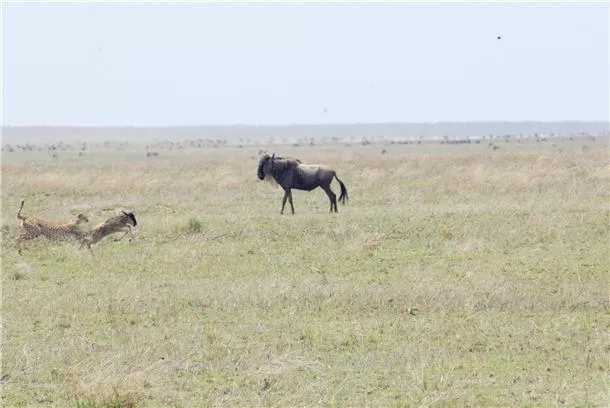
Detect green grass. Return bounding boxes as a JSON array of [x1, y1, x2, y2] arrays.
[[1, 137, 608, 407]]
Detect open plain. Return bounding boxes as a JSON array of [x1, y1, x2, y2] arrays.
[[1, 135, 608, 407]]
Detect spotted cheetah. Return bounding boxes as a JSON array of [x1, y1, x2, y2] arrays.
[[80, 211, 137, 254], [16, 200, 90, 254]]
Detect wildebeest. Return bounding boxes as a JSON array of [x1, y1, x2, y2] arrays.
[[257, 153, 348, 214], [80, 211, 138, 254]]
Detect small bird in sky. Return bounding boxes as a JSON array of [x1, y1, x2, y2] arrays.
[[497, 36, 502, 40]]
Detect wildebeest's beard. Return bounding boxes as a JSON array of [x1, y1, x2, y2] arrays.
[[257, 156, 268, 180], [122, 211, 138, 226]]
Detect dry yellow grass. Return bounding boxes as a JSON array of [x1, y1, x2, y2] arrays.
[[1, 136, 608, 407]]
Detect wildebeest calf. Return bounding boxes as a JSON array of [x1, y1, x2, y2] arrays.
[[80, 211, 137, 254], [257, 153, 348, 214]]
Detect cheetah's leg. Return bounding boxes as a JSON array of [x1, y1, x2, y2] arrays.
[[16, 227, 41, 255], [16, 237, 23, 255]]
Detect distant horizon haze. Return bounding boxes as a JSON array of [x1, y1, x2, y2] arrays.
[[2, 119, 609, 130], [3, 121, 607, 145]]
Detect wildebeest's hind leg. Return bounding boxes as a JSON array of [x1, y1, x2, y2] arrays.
[[321, 185, 338, 213]]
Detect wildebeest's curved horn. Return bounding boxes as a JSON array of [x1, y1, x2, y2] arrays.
[[271, 153, 275, 160], [122, 210, 128, 215]]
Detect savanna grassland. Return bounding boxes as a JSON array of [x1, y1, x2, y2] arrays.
[[1, 136, 608, 407]]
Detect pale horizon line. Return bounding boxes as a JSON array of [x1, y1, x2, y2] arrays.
[[3, 119, 608, 129]]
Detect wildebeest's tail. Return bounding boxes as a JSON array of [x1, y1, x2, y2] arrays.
[[335, 175, 348, 204]]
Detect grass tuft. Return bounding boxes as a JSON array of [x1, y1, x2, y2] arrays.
[[75, 388, 139, 408], [186, 217, 204, 234]]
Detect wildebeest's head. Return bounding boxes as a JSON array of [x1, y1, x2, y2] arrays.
[[257, 153, 275, 180], [122, 211, 138, 227]]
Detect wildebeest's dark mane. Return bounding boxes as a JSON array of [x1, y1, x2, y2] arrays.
[[264, 157, 296, 187], [259, 151, 301, 162], [270, 157, 298, 179], [274, 155, 301, 163], [258, 153, 302, 184]]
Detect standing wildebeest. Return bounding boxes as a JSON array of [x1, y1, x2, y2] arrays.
[[257, 153, 348, 214]]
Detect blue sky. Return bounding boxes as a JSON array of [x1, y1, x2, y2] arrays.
[[2, 2, 608, 126]]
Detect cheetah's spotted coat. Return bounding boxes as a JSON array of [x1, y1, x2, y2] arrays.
[[16, 200, 89, 254]]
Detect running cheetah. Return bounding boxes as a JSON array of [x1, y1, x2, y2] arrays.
[[16, 200, 90, 254]]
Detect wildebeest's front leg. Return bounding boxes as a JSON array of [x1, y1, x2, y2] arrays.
[[114, 226, 133, 242], [280, 189, 296, 215], [287, 190, 295, 214], [281, 189, 289, 215]]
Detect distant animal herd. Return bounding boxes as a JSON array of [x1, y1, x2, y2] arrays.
[[14, 153, 348, 255]]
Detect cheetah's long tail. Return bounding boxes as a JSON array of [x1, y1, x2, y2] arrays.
[[17, 200, 26, 221]]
